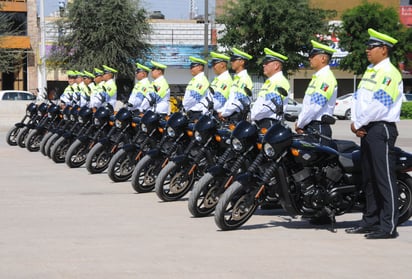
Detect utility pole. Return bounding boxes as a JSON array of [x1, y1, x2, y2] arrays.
[[203, 0, 209, 77], [38, 0, 47, 99]]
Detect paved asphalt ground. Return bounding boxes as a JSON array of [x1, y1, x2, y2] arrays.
[[1, 120, 412, 279]]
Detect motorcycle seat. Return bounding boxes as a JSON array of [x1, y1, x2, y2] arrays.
[[333, 140, 359, 153]]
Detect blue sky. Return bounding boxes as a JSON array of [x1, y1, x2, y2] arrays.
[[42, 0, 215, 20]]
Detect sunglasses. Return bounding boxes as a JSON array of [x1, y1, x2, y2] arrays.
[[366, 44, 384, 50]]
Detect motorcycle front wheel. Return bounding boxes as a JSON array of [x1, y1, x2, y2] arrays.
[[86, 142, 112, 174], [188, 173, 226, 217], [26, 129, 43, 152], [65, 139, 89, 168], [155, 161, 195, 202], [131, 155, 160, 193], [6, 126, 20, 146], [50, 136, 72, 163], [39, 131, 53, 155], [107, 149, 136, 182], [397, 173, 412, 225], [16, 126, 30, 148], [45, 133, 60, 158], [214, 181, 258, 231]]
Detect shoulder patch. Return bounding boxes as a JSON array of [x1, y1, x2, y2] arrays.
[[382, 77, 392, 86], [320, 82, 329, 92]]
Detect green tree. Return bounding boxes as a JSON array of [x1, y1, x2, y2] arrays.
[[0, 7, 25, 73], [338, 1, 404, 75], [216, 0, 336, 74], [48, 0, 151, 79]]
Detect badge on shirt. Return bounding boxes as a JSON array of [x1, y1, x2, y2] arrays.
[[220, 84, 227, 90], [196, 84, 203, 90], [382, 77, 392, 86], [320, 82, 329, 92]]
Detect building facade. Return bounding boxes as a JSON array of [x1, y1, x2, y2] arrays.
[[0, 0, 38, 92]]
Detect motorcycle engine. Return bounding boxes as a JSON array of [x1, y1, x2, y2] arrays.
[[291, 164, 343, 210]]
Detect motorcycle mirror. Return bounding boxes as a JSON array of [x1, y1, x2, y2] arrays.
[[244, 87, 252, 97], [321, 114, 336, 125], [284, 114, 295, 122]]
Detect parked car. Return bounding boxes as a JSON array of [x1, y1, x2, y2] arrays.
[[403, 93, 412, 102], [0, 90, 36, 101], [334, 93, 353, 120], [284, 98, 302, 121]]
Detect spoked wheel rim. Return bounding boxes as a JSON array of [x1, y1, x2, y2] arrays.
[[165, 168, 194, 196], [215, 182, 258, 230], [6, 127, 20, 146], [91, 150, 111, 171], [113, 156, 134, 179], [397, 178, 412, 224], [68, 143, 88, 168], [27, 133, 42, 151], [139, 162, 157, 187]]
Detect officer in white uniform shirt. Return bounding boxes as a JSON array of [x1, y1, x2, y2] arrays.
[[251, 48, 290, 129]]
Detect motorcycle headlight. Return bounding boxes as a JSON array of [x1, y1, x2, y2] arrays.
[[141, 123, 147, 133], [115, 119, 122, 128], [194, 131, 202, 142], [263, 143, 275, 158], [94, 118, 100, 126], [167, 127, 176, 138], [231, 138, 243, 151]]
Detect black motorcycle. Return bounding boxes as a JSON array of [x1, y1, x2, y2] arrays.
[[6, 102, 38, 146], [25, 102, 61, 152], [214, 116, 412, 231], [154, 112, 232, 202], [131, 111, 191, 193], [65, 103, 114, 168], [16, 102, 49, 148], [188, 120, 261, 217], [85, 106, 137, 174], [50, 105, 93, 163], [40, 104, 74, 157]]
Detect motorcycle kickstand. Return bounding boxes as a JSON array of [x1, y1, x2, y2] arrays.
[[324, 207, 337, 233]]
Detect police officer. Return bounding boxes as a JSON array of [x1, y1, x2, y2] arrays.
[[251, 48, 290, 129], [140, 60, 170, 115], [90, 68, 105, 109], [182, 56, 210, 120], [127, 63, 154, 113], [59, 70, 76, 107], [295, 40, 337, 143], [81, 70, 95, 107], [209, 51, 233, 112], [345, 29, 403, 239], [102, 65, 118, 109], [218, 47, 253, 122], [73, 71, 85, 106]]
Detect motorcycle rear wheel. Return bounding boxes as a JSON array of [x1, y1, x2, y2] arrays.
[[397, 173, 412, 225], [188, 173, 225, 217], [155, 161, 195, 202], [214, 181, 258, 231], [26, 129, 43, 152], [131, 155, 160, 193], [86, 142, 112, 174], [6, 126, 20, 146], [65, 139, 89, 168], [108, 149, 135, 182]]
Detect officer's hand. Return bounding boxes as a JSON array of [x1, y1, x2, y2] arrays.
[[351, 123, 367, 138], [294, 123, 304, 134]]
